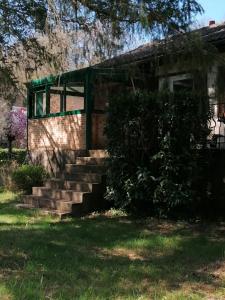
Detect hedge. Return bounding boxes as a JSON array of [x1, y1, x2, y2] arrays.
[[0, 148, 27, 165]]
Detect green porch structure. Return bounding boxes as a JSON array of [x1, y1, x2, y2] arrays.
[[27, 66, 128, 173], [27, 66, 128, 150]]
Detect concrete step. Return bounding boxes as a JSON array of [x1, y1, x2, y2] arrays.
[[32, 187, 91, 202], [65, 164, 106, 174], [41, 210, 71, 219], [24, 190, 105, 217], [58, 197, 101, 214], [24, 193, 101, 214], [22, 149, 108, 217], [19, 201, 71, 218], [56, 201, 74, 211], [63, 172, 103, 183], [76, 157, 107, 165], [45, 179, 98, 192], [24, 194, 74, 210], [64, 181, 103, 193], [64, 181, 92, 191], [45, 178, 64, 189], [24, 195, 60, 210], [23, 196, 82, 218], [24, 195, 39, 207], [16, 203, 36, 209], [88, 150, 109, 158]]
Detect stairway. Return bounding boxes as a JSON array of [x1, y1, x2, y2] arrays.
[[23, 150, 108, 218]]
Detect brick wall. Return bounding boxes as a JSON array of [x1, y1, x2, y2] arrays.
[[50, 94, 61, 114], [94, 82, 121, 111], [28, 114, 86, 173], [29, 114, 86, 151], [92, 113, 107, 149], [66, 96, 84, 111]]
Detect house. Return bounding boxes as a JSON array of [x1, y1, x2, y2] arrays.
[[24, 21, 225, 216]]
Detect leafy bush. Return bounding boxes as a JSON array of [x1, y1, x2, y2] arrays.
[[0, 149, 27, 191], [11, 164, 48, 194], [105, 91, 210, 217], [0, 148, 26, 165], [0, 160, 19, 190]]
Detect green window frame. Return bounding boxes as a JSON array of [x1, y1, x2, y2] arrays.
[[31, 82, 86, 119], [36, 92, 44, 116]]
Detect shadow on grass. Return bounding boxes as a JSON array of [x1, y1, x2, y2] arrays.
[[0, 209, 224, 299], [0, 191, 224, 298]]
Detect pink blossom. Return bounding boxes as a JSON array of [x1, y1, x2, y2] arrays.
[[6, 107, 27, 147]]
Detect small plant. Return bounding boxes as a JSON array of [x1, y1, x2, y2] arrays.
[[106, 208, 128, 217], [0, 160, 19, 190], [11, 164, 48, 194]]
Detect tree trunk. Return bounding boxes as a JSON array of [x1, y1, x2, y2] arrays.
[[7, 135, 14, 159]]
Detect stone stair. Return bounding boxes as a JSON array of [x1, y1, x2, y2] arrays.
[[22, 150, 108, 218]]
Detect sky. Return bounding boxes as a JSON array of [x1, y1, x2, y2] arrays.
[[197, 0, 225, 25]]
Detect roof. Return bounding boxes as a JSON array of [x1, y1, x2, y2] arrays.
[[29, 22, 225, 86], [98, 23, 225, 68], [29, 66, 89, 87]]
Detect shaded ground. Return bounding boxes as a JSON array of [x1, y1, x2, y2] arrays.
[[0, 191, 224, 299]]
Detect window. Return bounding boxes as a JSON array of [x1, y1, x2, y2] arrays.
[[34, 91, 46, 116], [159, 74, 193, 92], [32, 82, 84, 117], [65, 83, 84, 111], [173, 78, 193, 92], [49, 86, 63, 114]]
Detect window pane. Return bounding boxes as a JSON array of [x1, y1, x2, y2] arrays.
[[35, 92, 46, 116], [50, 94, 61, 114], [66, 85, 84, 94], [65, 83, 84, 111], [173, 78, 193, 92], [49, 86, 63, 114], [66, 96, 84, 111]]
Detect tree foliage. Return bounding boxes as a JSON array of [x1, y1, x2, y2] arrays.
[[0, 0, 203, 95], [0, 97, 9, 138], [0, 106, 27, 154], [0, 1, 203, 45], [6, 108, 27, 147]]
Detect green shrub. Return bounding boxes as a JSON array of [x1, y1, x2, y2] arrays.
[[11, 164, 48, 194], [105, 90, 210, 217], [0, 160, 19, 190], [0, 149, 27, 190], [0, 148, 27, 165]]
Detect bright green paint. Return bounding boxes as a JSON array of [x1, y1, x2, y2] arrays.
[[32, 109, 85, 119]]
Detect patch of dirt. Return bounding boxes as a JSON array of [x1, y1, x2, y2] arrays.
[[94, 247, 150, 261], [198, 260, 225, 281]]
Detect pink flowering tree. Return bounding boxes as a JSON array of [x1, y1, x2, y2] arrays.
[[6, 107, 27, 156]]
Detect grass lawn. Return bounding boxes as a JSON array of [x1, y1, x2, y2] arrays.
[[0, 191, 224, 300]]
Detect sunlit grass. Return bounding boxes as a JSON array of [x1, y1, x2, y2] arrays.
[[0, 190, 224, 299], [0, 190, 15, 203]]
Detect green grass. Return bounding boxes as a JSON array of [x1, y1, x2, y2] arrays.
[[0, 191, 224, 300]]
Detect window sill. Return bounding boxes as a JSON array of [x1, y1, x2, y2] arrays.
[[29, 110, 85, 119]]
